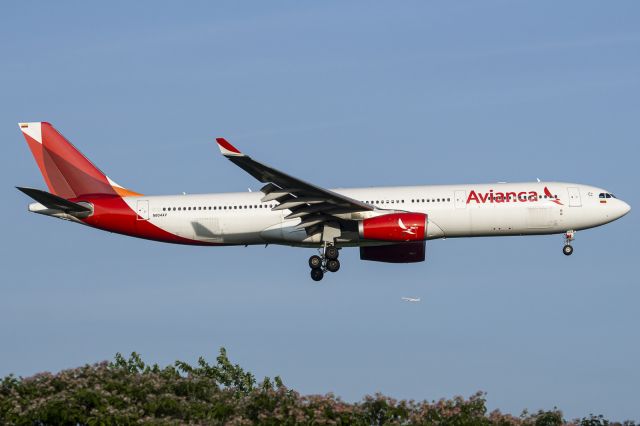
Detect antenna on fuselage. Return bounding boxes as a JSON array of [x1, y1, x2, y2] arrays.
[[536, 178, 541, 183]]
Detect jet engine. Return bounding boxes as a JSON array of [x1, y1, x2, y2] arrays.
[[358, 212, 427, 242]]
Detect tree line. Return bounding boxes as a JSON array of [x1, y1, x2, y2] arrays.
[[0, 348, 635, 425]]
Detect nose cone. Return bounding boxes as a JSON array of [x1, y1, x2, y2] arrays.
[[620, 201, 631, 217], [612, 199, 631, 220]]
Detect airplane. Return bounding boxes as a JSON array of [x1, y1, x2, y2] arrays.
[[401, 297, 421, 303], [16, 122, 631, 282]]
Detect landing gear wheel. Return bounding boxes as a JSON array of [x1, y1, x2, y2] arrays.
[[563, 245, 574, 256], [310, 268, 324, 281], [326, 259, 340, 273], [325, 246, 339, 260], [309, 255, 323, 269]]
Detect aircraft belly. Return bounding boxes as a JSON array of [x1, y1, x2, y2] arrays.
[[466, 204, 563, 236], [260, 219, 322, 245], [428, 209, 467, 238], [146, 212, 273, 245], [148, 215, 194, 240], [215, 215, 276, 244]]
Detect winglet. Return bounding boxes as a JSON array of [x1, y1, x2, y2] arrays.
[[216, 138, 244, 157]]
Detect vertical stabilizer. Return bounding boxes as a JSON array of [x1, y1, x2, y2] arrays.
[[18, 122, 140, 198]]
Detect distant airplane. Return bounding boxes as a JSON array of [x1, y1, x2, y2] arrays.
[[16, 122, 631, 281], [401, 297, 421, 303]]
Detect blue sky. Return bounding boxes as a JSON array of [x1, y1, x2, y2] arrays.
[[1, 1, 639, 420]]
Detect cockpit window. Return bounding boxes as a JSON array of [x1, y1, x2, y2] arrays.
[[599, 192, 616, 199]]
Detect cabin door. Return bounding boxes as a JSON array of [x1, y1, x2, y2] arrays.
[[454, 190, 467, 209], [567, 187, 582, 207], [136, 200, 149, 220]]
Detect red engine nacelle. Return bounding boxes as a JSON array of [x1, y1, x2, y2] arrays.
[[358, 212, 427, 242]]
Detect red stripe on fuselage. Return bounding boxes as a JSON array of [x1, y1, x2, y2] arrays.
[[75, 195, 222, 246]]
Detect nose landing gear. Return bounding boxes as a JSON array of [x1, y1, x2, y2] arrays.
[[308, 244, 340, 281], [563, 230, 575, 256]]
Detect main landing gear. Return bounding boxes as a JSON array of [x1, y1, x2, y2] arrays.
[[563, 230, 575, 256], [309, 244, 340, 281]]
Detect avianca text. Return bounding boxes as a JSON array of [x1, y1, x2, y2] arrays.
[[467, 190, 538, 204]]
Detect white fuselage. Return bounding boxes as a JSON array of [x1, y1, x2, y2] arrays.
[[121, 182, 630, 247]]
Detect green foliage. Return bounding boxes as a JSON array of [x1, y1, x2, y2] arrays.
[[578, 414, 610, 426], [0, 348, 634, 425]]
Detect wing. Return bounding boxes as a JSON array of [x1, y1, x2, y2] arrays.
[[216, 138, 374, 232]]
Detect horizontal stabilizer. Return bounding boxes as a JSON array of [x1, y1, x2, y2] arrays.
[[16, 187, 92, 214]]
